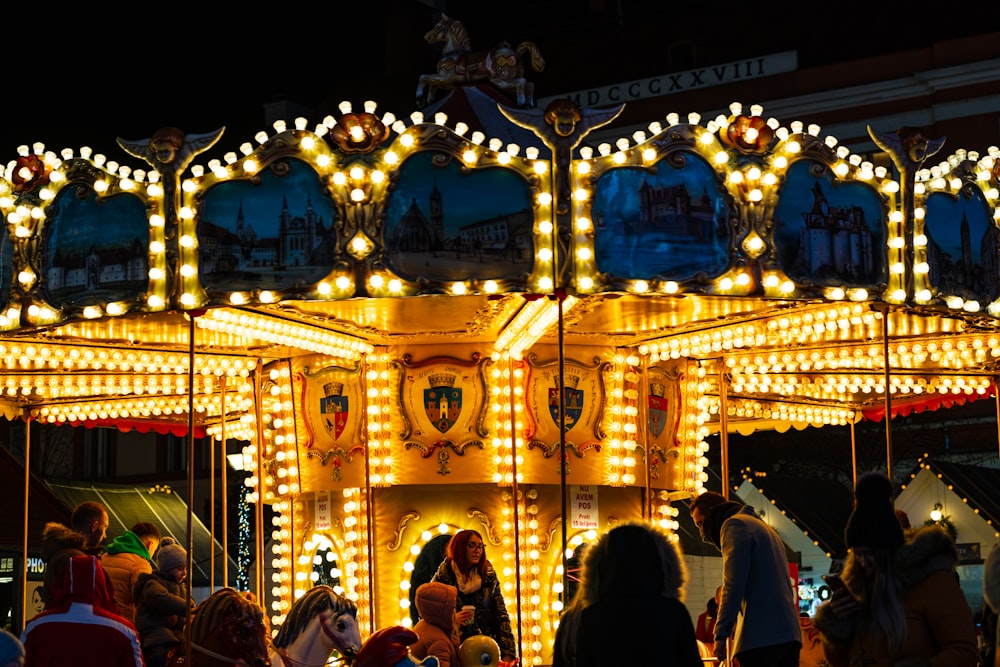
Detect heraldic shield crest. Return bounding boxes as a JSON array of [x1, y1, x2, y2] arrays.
[[648, 382, 668, 438], [424, 373, 462, 433], [549, 374, 584, 428], [320, 381, 349, 439]]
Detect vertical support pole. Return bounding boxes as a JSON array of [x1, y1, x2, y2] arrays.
[[209, 380, 216, 592], [185, 312, 196, 665], [718, 361, 730, 499], [850, 419, 858, 489], [253, 361, 266, 601], [994, 378, 999, 462], [880, 307, 893, 481], [220, 378, 228, 588], [557, 292, 570, 622], [21, 417, 31, 633]]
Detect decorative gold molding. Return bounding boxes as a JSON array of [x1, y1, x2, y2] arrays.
[[386, 510, 420, 551], [467, 508, 501, 545]]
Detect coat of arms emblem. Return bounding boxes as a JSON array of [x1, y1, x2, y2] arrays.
[[424, 373, 462, 433], [647, 382, 668, 438], [549, 373, 583, 428], [320, 381, 349, 439]]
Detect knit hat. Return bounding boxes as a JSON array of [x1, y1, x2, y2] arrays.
[[156, 536, 188, 571], [845, 472, 904, 549], [0, 628, 24, 665]]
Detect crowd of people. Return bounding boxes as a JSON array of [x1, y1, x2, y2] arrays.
[[5, 472, 993, 667]]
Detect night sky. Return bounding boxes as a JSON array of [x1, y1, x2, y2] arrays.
[[2, 1, 994, 162]]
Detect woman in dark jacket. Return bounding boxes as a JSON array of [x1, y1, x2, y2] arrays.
[[430, 529, 516, 662], [554, 520, 702, 667]]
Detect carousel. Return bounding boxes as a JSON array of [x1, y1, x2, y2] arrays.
[[3, 16, 1000, 667]]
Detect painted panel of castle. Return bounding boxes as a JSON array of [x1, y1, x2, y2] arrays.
[[384, 152, 534, 281], [42, 188, 149, 306], [923, 189, 996, 304], [199, 160, 336, 290], [773, 161, 884, 286], [591, 155, 728, 279]]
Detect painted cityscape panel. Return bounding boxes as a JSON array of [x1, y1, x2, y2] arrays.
[[773, 161, 884, 287], [923, 189, 996, 304], [591, 155, 728, 280], [42, 188, 149, 306], [199, 160, 336, 290], [384, 152, 534, 281]]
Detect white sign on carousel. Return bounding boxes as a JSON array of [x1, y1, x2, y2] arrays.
[[570, 485, 599, 529]]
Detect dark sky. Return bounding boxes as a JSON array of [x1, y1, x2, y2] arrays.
[[3, 0, 995, 162]]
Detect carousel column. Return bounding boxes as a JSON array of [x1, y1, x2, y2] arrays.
[[718, 360, 730, 498], [20, 416, 31, 631]]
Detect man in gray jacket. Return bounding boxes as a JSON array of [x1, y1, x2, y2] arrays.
[[690, 491, 801, 667]]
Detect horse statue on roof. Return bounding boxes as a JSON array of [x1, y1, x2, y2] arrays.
[[166, 588, 270, 667], [416, 14, 545, 109], [270, 585, 362, 666]]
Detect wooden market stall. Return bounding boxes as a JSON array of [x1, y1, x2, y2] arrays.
[[2, 76, 1000, 664]]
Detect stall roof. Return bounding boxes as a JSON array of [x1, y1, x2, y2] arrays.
[[739, 473, 854, 559], [0, 445, 71, 553], [902, 458, 1000, 528], [44, 480, 238, 589]]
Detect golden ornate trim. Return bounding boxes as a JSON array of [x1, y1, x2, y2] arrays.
[[386, 510, 420, 551]]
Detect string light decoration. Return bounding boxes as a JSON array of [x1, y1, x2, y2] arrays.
[[237, 488, 251, 591]]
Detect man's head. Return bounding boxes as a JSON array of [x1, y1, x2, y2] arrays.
[[131, 522, 162, 557], [71, 501, 109, 548], [689, 491, 728, 543]]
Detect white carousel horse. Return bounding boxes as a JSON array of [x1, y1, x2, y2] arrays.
[[416, 14, 545, 108], [270, 585, 362, 667]]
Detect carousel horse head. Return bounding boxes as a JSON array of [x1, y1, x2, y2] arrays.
[[270, 585, 361, 666], [353, 626, 439, 667], [166, 588, 269, 667]]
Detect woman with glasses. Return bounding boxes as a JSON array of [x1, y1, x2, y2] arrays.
[[430, 529, 517, 664]]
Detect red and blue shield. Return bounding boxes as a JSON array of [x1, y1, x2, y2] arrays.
[[648, 394, 668, 438], [320, 395, 349, 439], [425, 387, 462, 433]]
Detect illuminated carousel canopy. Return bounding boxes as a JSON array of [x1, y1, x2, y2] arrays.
[[5, 87, 1000, 657]]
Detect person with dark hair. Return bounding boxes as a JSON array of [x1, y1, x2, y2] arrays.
[[39, 500, 110, 608], [984, 541, 1000, 667], [554, 520, 702, 667], [430, 529, 516, 663], [134, 537, 192, 667], [21, 555, 143, 667], [102, 521, 162, 622], [813, 472, 978, 667], [689, 491, 801, 667]]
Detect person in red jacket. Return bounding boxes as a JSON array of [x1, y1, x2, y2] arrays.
[[20, 555, 144, 667], [696, 586, 722, 651]]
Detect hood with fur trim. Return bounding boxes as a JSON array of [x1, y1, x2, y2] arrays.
[[576, 520, 687, 607], [41, 522, 86, 561], [415, 581, 457, 629]]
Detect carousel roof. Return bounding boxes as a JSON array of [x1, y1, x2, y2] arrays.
[[0, 88, 997, 444]]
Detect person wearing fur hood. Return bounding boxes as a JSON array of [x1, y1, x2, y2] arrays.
[[411, 582, 462, 667], [553, 520, 702, 667], [813, 472, 979, 667]]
